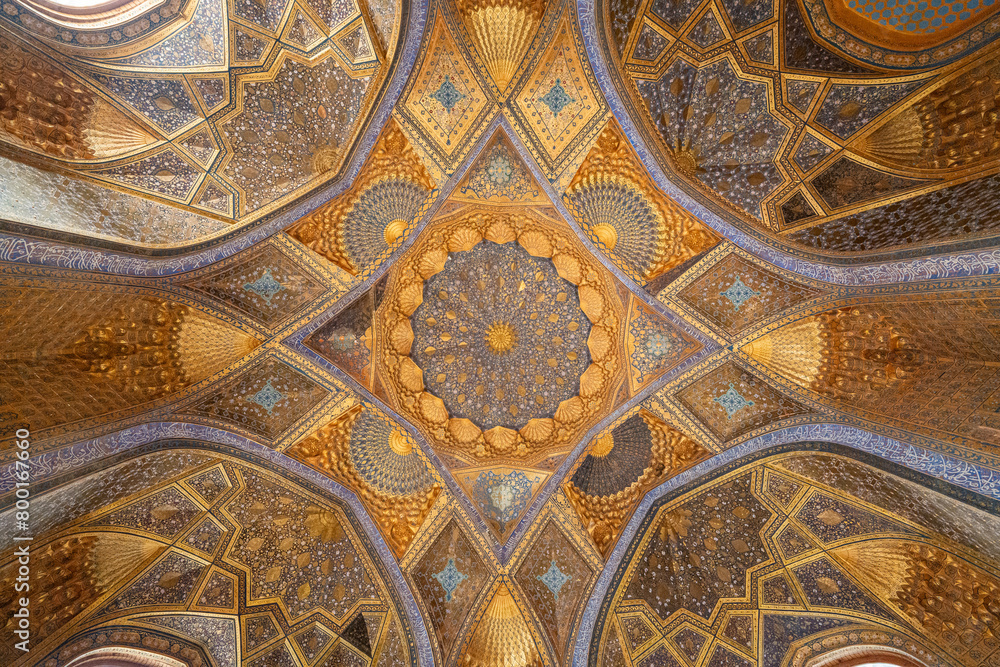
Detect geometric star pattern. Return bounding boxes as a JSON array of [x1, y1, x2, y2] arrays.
[[4, 0, 1000, 666]]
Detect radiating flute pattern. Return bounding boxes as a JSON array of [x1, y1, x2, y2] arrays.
[[2, 0, 1000, 664]]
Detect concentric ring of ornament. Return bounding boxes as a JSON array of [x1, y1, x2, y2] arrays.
[[376, 211, 625, 461], [410, 240, 592, 431]]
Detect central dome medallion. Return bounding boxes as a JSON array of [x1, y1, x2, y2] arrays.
[[410, 241, 593, 431], [484, 321, 517, 354], [376, 210, 625, 462]]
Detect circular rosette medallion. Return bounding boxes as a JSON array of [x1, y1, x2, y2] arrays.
[[411, 241, 592, 431], [377, 212, 625, 461]]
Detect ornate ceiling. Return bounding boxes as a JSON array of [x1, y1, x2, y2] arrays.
[[3, 0, 1000, 666]]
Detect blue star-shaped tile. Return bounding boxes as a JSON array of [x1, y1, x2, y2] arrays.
[[540, 79, 574, 114], [714, 383, 755, 419], [250, 380, 286, 413], [243, 269, 285, 303], [537, 560, 571, 599], [433, 558, 467, 602], [719, 277, 761, 311], [431, 76, 465, 112]]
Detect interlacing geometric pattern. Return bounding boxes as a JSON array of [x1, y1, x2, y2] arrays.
[[375, 207, 626, 464], [3, 0, 1000, 665], [0, 0, 399, 244], [601, 0, 1000, 254]]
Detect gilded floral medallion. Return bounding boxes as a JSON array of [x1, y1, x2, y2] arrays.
[[375, 207, 627, 465], [411, 241, 593, 431]]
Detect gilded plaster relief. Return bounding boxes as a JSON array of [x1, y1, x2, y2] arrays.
[[0, 449, 418, 667], [455, 0, 547, 93], [393, 0, 609, 184], [397, 5, 495, 172], [3, 0, 1000, 665], [649, 245, 1000, 463], [375, 208, 628, 463], [0, 0, 404, 247], [599, 0, 1000, 254], [564, 408, 709, 557], [509, 3, 607, 172], [745, 290, 1000, 449], [565, 120, 722, 286], [288, 119, 437, 280], [0, 280, 262, 435], [400, 492, 602, 666], [592, 449, 1000, 667], [371, 204, 635, 547], [288, 402, 444, 558]]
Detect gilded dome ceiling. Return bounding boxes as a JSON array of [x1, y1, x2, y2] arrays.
[[3, 0, 1000, 666], [409, 240, 593, 431], [376, 207, 628, 467]]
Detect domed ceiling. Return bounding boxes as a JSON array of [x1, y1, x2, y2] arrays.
[[0, 0, 403, 246], [3, 0, 1000, 666]]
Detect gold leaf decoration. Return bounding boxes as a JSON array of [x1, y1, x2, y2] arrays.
[[288, 405, 442, 558], [289, 119, 435, 276], [374, 208, 625, 464], [565, 120, 720, 283], [564, 411, 707, 557], [463, 585, 543, 667], [455, 0, 547, 92]]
